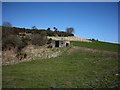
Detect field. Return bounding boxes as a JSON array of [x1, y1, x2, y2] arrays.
[[71, 40, 119, 52], [2, 41, 119, 88]]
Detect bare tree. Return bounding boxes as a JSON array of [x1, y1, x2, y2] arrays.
[[66, 27, 74, 34], [2, 22, 12, 27], [31, 26, 37, 30]]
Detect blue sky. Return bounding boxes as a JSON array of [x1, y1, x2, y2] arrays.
[[2, 2, 118, 43]]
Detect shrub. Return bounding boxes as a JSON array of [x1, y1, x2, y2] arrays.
[[31, 32, 47, 46], [2, 35, 28, 51]]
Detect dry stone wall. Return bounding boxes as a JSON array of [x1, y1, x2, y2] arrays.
[[2, 45, 67, 65]]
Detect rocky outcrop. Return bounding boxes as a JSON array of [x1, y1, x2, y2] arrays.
[[2, 45, 68, 65]]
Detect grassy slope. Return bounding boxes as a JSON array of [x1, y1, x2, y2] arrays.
[[3, 47, 119, 88], [71, 40, 119, 52]]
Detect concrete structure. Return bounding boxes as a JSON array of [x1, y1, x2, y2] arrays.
[[48, 40, 70, 48], [55, 40, 70, 47]]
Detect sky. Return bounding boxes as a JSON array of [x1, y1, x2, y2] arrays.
[[2, 2, 118, 43]]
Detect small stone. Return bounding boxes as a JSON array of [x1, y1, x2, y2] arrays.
[[115, 74, 119, 76]]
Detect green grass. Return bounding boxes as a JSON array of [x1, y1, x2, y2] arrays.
[[71, 40, 119, 52], [3, 48, 119, 88]]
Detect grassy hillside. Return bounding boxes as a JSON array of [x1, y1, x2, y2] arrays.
[[3, 47, 119, 88], [71, 40, 119, 52]]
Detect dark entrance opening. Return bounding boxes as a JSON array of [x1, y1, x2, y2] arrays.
[[55, 41, 59, 47], [66, 43, 69, 47]]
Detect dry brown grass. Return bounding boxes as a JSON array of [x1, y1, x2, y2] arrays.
[[47, 36, 91, 42]]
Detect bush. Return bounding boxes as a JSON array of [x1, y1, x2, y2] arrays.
[[3, 35, 17, 50], [31, 32, 47, 46], [2, 26, 74, 37], [2, 35, 28, 51]]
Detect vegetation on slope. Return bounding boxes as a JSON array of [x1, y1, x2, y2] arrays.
[[3, 47, 119, 88], [71, 40, 119, 52], [2, 25, 119, 88], [2, 26, 74, 51], [2, 26, 74, 37]]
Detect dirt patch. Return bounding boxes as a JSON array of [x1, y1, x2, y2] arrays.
[[68, 46, 119, 55]]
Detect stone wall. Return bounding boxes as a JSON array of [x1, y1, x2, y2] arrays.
[[2, 45, 67, 65]]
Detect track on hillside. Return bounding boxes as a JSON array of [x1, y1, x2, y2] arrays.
[[68, 46, 119, 55]]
